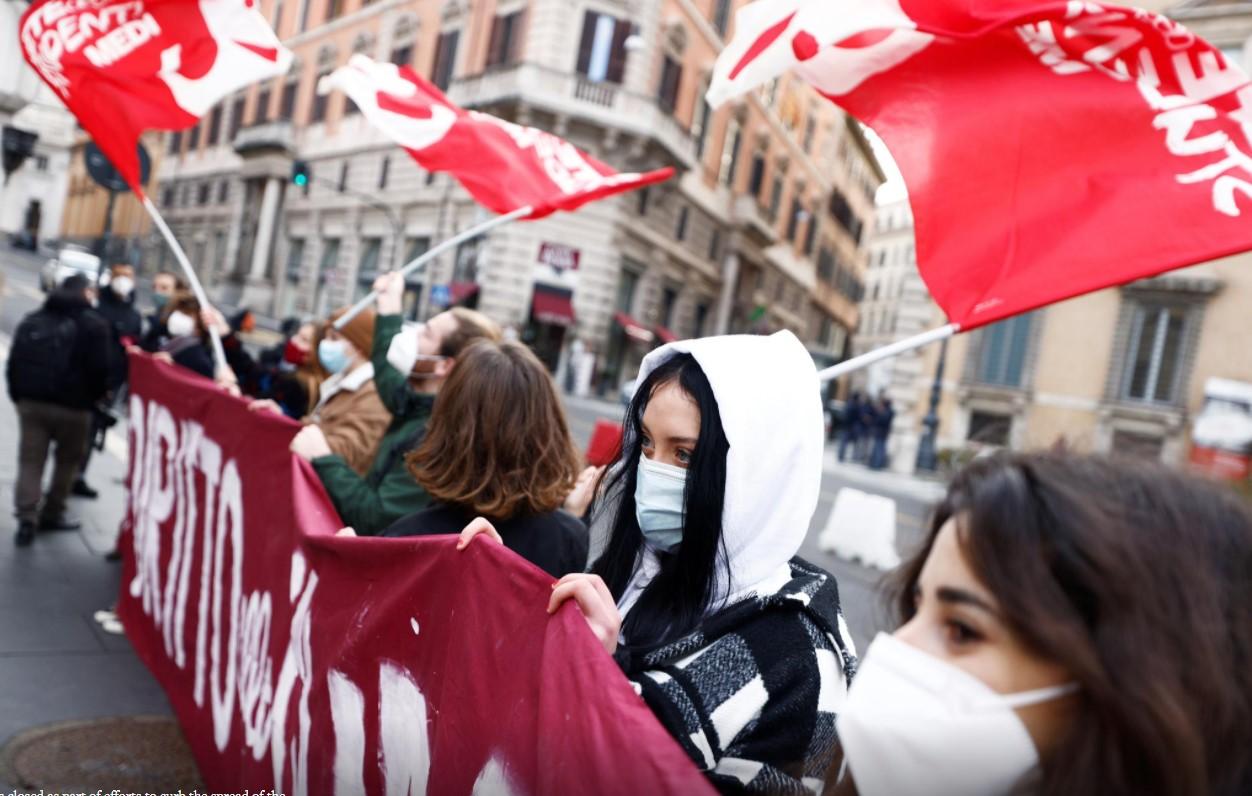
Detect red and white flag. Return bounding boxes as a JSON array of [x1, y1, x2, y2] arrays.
[[20, 0, 293, 195], [709, 0, 1252, 330], [319, 55, 674, 219]]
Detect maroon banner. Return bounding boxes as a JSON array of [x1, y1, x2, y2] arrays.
[[117, 354, 713, 795]]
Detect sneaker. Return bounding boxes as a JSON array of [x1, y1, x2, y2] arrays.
[[100, 617, 124, 635], [38, 514, 82, 532], [71, 479, 99, 499], [15, 522, 35, 547]]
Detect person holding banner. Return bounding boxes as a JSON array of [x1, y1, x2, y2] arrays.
[[381, 339, 588, 578], [298, 273, 500, 535], [825, 452, 1252, 796], [460, 331, 856, 794]]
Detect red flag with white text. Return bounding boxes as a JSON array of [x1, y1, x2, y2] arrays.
[[319, 55, 674, 219], [709, 0, 1252, 330], [19, 0, 293, 195]]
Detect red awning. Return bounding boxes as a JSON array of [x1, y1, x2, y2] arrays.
[[532, 287, 576, 327], [614, 311, 654, 344], [654, 325, 678, 344], [450, 282, 480, 305]]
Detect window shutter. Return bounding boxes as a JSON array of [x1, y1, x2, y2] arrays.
[[607, 18, 630, 83], [576, 11, 598, 76]]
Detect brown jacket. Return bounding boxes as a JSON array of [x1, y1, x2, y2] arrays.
[[306, 363, 391, 476]]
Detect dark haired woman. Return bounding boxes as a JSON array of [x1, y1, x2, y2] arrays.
[[827, 452, 1252, 796], [460, 331, 856, 794], [381, 339, 588, 578], [155, 291, 215, 379]]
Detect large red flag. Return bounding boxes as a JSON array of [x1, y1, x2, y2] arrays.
[[319, 55, 674, 219], [19, 0, 293, 196], [709, 0, 1252, 330]]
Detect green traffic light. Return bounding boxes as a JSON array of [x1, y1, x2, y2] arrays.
[[294, 174, 308, 186]]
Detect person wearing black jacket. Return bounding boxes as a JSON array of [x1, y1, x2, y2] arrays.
[[6, 274, 110, 546], [74, 263, 144, 499]]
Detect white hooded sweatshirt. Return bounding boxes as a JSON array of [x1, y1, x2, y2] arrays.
[[615, 330, 825, 616]]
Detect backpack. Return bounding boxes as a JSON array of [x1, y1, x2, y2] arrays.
[[8, 309, 79, 402]]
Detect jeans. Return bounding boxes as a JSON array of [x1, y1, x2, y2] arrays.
[[15, 400, 91, 524]]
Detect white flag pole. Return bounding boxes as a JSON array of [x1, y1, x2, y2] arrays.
[[817, 323, 960, 382], [334, 204, 533, 330], [141, 196, 229, 374]]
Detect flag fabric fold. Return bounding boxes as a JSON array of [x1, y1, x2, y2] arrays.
[[20, 0, 293, 195], [709, 0, 1252, 330], [319, 54, 674, 219]]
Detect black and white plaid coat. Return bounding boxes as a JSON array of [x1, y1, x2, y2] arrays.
[[613, 557, 858, 795]]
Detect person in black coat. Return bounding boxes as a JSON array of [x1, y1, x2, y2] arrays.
[[838, 391, 864, 462], [380, 339, 588, 578], [868, 396, 895, 470], [6, 275, 111, 545], [156, 291, 216, 379]]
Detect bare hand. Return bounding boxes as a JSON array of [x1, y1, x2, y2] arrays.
[[548, 573, 621, 655], [372, 271, 404, 316], [455, 516, 503, 550], [202, 307, 230, 337], [290, 424, 333, 460], [335, 527, 357, 537], [248, 399, 283, 415], [125, 344, 144, 355], [564, 465, 605, 518], [153, 351, 174, 365]]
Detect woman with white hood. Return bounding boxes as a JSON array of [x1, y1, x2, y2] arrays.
[[461, 330, 857, 794]]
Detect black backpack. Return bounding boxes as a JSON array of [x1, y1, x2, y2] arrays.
[[8, 310, 79, 402]]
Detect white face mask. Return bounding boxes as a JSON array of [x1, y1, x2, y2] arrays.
[[385, 322, 422, 375], [166, 310, 196, 338], [111, 276, 134, 297], [836, 633, 1078, 796]]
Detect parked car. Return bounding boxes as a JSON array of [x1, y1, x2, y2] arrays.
[[40, 246, 101, 292]]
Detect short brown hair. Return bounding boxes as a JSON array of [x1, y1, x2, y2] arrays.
[[161, 291, 204, 334], [439, 307, 501, 358], [406, 340, 580, 519]]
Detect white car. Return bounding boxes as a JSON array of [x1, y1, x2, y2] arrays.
[[41, 247, 101, 292]]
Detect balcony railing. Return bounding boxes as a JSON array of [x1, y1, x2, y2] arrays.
[[450, 63, 697, 171], [233, 120, 294, 155]]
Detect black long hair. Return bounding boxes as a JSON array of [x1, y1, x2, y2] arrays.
[[590, 353, 730, 650]]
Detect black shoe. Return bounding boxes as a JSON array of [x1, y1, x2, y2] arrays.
[[38, 514, 82, 532], [15, 522, 35, 547], [71, 479, 99, 499]]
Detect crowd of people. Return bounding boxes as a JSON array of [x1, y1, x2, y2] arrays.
[[6, 265, 1252, 795], [836, 391, 895, 470]]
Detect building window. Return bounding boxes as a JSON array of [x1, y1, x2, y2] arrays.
[[675, 206, 689, 241], [338, 161, 349, 193], [716, 121, 740, 188], [197, 183, 210, 205], [453, 238, 480, 283], [616, 267, 640, 314], [692, 84, 711, 158], [486, 11, 523, 68], [657, 55, 682, 114], [828, 187, 864, 243], [319, 238, 341, 279], [767, 173, 785, 221], [280, 80, 298, 119], [378, 155, 390, 190], [33, 154, 49, 171], [708, 229, 721, 261], [785, 196, 802, 241], [711, 0, 731, 36], [576, 12, 629, 84], [356, 237, 382, 299], [391, 43, 413, 66], [1121, 303, 1188, 404], [803, 213, 817, 256], [255, 86, 271, 124], [967, 411, 1011, 446], [161, 186, 175, 207], [661, 286, 678, 328], [311, 75, 331, 123], [406, 236, 431, 264], [325, 0, 344, 23], [748, 152, 766, 197], [432, 31, 460, 91], [1111, 429, 1164, 460], [228, 95, 245, 141], [973, 314, 1033, 388], [693, 303, 708, 338], [298, 0, 311, 32], [286, 239, 304, 283], [344, 96, 360, 116], [188, 121, 201, 150], [206, 106, 223, 146], [217, 179, 229, 204], [636, 187, 650, 216], [817, 248, 835, 285]]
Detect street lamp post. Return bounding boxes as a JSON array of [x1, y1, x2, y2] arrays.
[[915, 337, 948, 473]]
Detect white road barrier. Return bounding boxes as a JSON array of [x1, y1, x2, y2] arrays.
[[818, 487, 901, 571]]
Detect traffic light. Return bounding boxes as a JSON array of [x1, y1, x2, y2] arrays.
[[291, 159, 310, 187]]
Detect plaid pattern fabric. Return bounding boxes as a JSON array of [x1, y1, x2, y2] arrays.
[[617, 558, 857, 795]]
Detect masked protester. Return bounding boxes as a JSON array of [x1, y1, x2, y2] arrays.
[[6, 274, 111, 546], [381, 340, 587, 578], [457, 331, 857, 794], [825, 453, 1252, 796], [291, 272, 500, 535], [139, 269, 187, 352], [157, 292, 216, 379]]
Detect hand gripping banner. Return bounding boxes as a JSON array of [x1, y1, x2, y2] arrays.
[[117, 354, 713, 796]]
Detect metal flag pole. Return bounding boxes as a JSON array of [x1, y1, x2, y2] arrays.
[[334, 204, 533, 330], [816, 323, 960, 382], [141, 196, 228, 374]]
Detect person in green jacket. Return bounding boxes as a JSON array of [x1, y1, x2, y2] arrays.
[[290, 273, 500, 535]]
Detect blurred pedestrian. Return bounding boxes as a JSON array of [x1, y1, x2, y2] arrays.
[[154, 291, 215, 379], [826, 452, 1252, 796], [251, 308, 390, 476], [293, 272, 500, 535], [839, 391, 864, 462], [867, 397, 894, 470], [458, 332, 856, 794], [381, 339, 588, 577], [139, 269, 187, 352], [6, 274, 110, 546]]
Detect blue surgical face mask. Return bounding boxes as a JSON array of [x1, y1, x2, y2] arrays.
[[152, 292, 169, 311], [318, 339, 350, 374], [634, 455, 688, 552]]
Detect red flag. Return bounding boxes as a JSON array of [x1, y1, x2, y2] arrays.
[[19, 0, 293, 196], [709, 0, 1252, 330], [319, 55, 674, 219]]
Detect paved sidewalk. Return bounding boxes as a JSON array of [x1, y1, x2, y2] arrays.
[[0, 339, 172, 789]]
